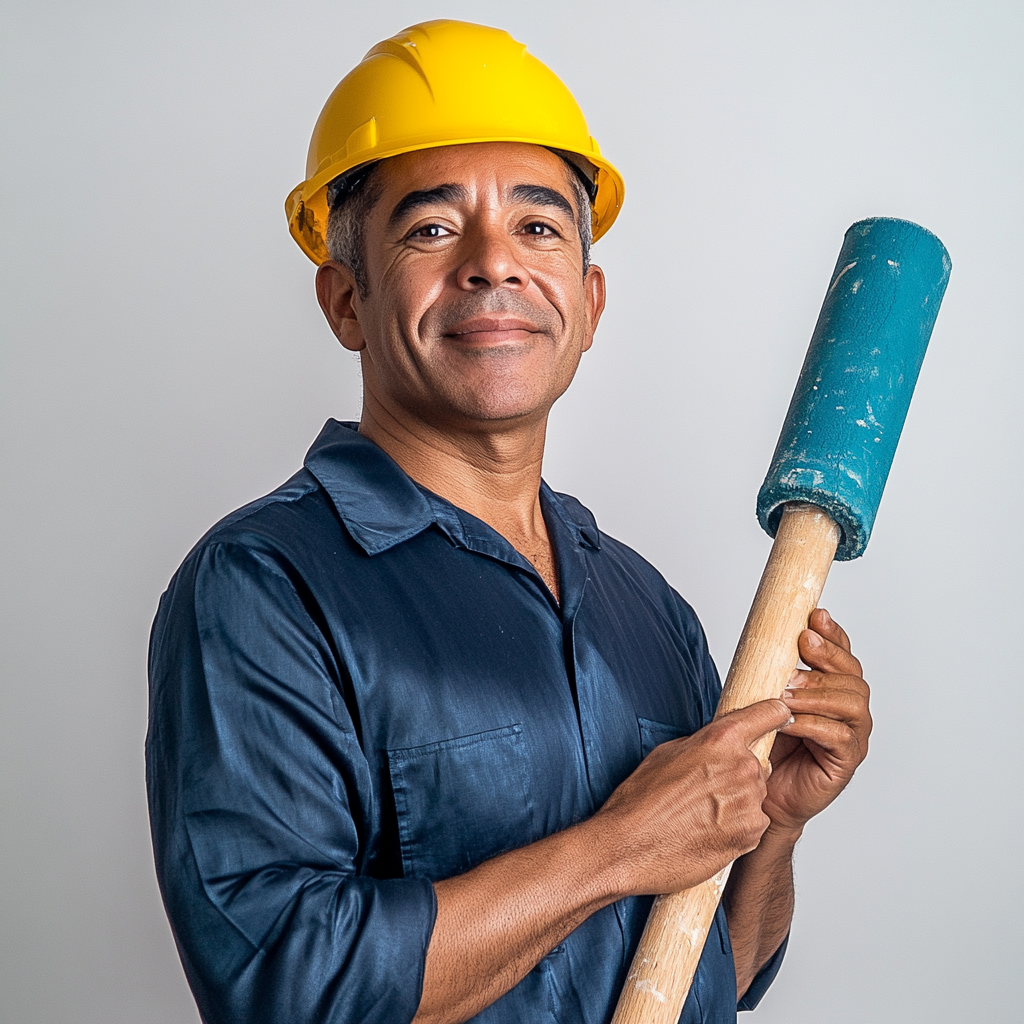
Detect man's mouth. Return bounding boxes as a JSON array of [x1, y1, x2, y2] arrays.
[[445, 317, 538, 345]]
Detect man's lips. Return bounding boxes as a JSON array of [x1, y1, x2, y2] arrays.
[[444, 317, 539, 343]]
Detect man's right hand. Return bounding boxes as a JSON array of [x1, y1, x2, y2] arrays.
[[589, 699, 792, 897]]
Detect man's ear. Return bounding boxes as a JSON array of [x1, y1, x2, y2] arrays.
[[315, 261, 366, 352], [581, 263, 607, 353]]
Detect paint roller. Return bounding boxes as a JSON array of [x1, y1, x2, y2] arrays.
[[611, 217, 951, 1024]]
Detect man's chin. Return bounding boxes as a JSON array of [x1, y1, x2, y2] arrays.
[[424, 387, 557, 430], [428, 357, 575, 423], [445, 403, 551, 429]]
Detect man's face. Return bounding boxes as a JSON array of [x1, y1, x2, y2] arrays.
[[317, 142, 606, 434]]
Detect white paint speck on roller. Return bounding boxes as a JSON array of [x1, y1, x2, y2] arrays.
[[827, 260, 858, 296]]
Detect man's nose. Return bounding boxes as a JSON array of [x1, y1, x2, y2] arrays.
[[455, 225, 531, 291]]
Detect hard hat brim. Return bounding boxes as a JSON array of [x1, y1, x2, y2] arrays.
[[286, 138, 625, 266]]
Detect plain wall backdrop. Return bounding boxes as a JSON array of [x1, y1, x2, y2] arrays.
[[2, 2, 1021, 1021]]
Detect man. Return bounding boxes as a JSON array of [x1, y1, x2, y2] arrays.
[[147, 20, 871, 1024]]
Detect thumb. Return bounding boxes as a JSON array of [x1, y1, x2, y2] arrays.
[[715, 699, 792, 748]]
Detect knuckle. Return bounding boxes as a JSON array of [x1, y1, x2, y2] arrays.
[[737, 810, 770, 851], [715, 717, 743, 745], [734, 753, 761, 785]]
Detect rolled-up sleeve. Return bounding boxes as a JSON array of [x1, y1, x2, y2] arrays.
[[147, 539, 436, 1024], [738, 935, 789, 1011]]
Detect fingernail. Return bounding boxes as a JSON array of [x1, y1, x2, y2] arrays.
[[820, 609, 832, 626], [787, 669, 801, 686], [806, 631, 823, 648], [786, 715, 795, 725]]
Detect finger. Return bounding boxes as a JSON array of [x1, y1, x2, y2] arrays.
[[782, 685, 872, 734], [809, 608, 851, 652], [767, 732, 801, 768], [779, 714, 866, 772], [785, 668, 871, 701], [716, 699, 793, 747], [800, 627, 862, 676]]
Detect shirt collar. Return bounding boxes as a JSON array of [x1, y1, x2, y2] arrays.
[[541, 484, 601, 551], [303, 419, 600, 555]]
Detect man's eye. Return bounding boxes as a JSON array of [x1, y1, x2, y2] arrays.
[[523, 222, 557, 236], [410, 224, 451, 239]]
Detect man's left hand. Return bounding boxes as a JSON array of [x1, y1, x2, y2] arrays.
[[763, 608, 872, 836]]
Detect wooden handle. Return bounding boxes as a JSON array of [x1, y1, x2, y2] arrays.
[[611, 503, 840, 1024]]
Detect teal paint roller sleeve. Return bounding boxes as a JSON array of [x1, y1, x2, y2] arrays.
[[757, 218, 951, 560]]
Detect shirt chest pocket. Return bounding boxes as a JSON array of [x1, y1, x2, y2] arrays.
[[387, 724, 537, 881], [638, 716, 688, 757]]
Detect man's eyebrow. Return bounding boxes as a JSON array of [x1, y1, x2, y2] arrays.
[[389, 183, 469, 226], [509, 184, 576, 223]]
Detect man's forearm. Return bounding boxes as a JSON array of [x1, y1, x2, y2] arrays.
[[723, 825, 800, 999], [413, 816, 626, 1024]]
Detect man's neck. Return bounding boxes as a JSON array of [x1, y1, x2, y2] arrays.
[[357, 398, 560, 602]]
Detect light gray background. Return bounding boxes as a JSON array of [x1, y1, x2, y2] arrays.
[[2, 2, 1021, 1021]]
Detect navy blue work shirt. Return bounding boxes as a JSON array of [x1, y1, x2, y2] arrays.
[[147, 419, 785, 1024]]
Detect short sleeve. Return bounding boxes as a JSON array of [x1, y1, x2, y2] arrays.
[[146, 539, 436, 1024]]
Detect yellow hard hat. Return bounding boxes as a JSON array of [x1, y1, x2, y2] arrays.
[[285, 19, 625, 264]]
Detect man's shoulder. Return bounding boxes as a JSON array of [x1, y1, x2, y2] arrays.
[[194, 468, 331, 552], [163, 467, 347, 603], [549, 488, 704, 637]]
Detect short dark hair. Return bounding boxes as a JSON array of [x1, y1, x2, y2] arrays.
[[324, 154, 593, 297], [324, 164, 385, 299]]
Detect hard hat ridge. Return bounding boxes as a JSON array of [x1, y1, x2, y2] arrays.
[[286, 19, 624, 264]]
